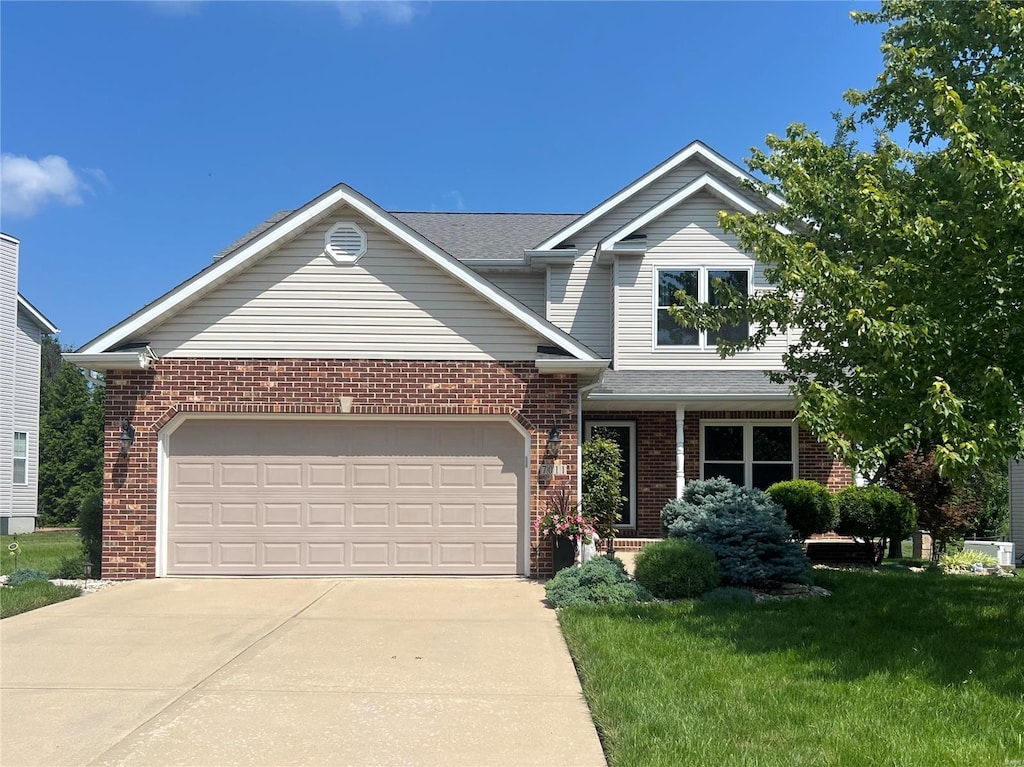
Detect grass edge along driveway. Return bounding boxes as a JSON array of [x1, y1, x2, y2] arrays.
[[559, 568, 1024, 767]]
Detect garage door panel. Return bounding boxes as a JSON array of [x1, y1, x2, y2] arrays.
[[166, 420, 523, 575]]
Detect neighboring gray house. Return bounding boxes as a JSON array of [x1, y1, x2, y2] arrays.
[[1011, 461, 1024, 566], [1, 233, 59, 534]]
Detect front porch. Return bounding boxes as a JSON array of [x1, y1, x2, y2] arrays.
[[582, 408, 852, 539]]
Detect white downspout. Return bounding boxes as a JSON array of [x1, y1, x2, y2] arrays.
[[676, 404, 686, 497]]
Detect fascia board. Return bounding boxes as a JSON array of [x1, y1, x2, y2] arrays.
[[78, 184, 602, 362], [17, 295, 59, 334], [585, 392, 793, 402], [63, 351, 154, 373], [534, 359, 610, 374], [534, 141, 784, 252]]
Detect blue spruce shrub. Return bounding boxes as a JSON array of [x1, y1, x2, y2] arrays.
[[545, 555, 652, 607], [6, 568, 50, 586], [661, 479, 809, 587]]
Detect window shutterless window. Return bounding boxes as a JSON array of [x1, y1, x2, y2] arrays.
[[701, 422, 795, 490], [656, 268, 750, 348], [13, 432, 27, 485]]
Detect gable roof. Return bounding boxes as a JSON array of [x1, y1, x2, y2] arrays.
[[213, 211, 579, 263], [534, 140, 784, 252], [601, 173, 790, 251], [76, 184, 602, 361], [17, 294, 58, 334]]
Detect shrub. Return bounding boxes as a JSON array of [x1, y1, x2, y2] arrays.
[[939, 549, 999, 573], [78, 489, 103, 577], [52, 557, 84, 580], [633, 539, 720, 599], [582, 434, 623, 553], [545, 555, 652, 607], [662, 479, 808, 588], [6, 568, 51, 587], [766, 479, 838, 539], [701, 586, 757, 604], [835, 485, 917, 558]]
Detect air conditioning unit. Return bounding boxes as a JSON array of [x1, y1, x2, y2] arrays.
[[963, 540, 1016, 568]]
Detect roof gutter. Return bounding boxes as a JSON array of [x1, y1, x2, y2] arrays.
[[63, 348, 158, 374]]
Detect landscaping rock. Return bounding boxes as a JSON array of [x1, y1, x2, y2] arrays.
[[755, 583, 832, 602]]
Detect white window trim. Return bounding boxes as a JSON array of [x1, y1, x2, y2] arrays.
[[324, 221, 367, 264], [699, 420, 798, 489], [13, 431, 28, 486], [584, 420, 636, 529], [652, 265, 753, 352]]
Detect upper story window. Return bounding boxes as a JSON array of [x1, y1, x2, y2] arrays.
[[656, 268, 750, 348], [13, 432, 27, 485]]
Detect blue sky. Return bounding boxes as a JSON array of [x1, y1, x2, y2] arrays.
[[2, 1, 884, 348]]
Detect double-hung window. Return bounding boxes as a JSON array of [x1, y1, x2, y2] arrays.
[[13, 432, 28, 485], [701, 422, 796, 490], [656, 268, 750, 348]]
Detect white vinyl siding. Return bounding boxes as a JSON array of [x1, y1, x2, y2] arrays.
[[11, 311, 44, 516], [1011, 461, 1024, 567], [0, 236, 16, 519], [479, 271, 546, 316], [547, 256, 612, 357], [144, 209, 545, 359], [615, 191, 790, 370]]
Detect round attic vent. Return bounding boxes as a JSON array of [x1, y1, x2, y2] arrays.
[[324, 221, 367, 263]]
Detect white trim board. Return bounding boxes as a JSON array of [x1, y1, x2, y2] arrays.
[[77, 185, 601, 362]]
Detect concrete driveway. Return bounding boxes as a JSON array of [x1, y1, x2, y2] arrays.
[[0, 578, 606, 767]]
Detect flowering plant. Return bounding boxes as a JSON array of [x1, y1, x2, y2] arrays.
[[533, 484, 597, 543]]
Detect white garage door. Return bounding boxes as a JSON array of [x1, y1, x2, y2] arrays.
[[165, 419, 524, 575]]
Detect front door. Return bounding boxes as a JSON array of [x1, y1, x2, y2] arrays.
[[584, 420, 635, 529]]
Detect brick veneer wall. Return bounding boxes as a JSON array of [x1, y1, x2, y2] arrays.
[[103, 359, 578, 579]]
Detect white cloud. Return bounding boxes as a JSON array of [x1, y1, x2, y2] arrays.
[[335, 0, 419, 26], [0, 154, 95, 218], [443, 190, 466, 212]]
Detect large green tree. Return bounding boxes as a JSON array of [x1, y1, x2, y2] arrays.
[[672, 0, 1024, 481], [38, 336, 104, 526]]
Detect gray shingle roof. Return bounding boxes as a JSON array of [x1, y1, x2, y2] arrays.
[[213, 210, 580, 263], [590, 369, 792, 397], [391, 212, 579, 261]]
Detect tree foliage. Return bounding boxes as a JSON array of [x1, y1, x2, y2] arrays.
[[670, 0, 1024, 481], [765, 479, 839, 540], [38, 337, 104, 526], [834, 484, 918, 560]]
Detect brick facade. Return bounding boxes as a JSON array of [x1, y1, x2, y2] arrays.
[[583, 409, 852, 538], [103, 359, 578, 580]]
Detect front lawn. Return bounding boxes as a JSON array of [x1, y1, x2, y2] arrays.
[[0, 580, 81, 618], [559, 569, 1023, 767], [1, 530, 83, 576]]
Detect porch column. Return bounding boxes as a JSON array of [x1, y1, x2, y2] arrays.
[[675, 405, 686, 497]]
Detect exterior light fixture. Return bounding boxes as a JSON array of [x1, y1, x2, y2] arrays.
[[547, 427, 563, 458], [119, 418, 136, 458], [82, 561, 93, 581]]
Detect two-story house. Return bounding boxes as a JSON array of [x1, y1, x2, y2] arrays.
[[66, 141, 852, 579], [2, 233, 59, 534]]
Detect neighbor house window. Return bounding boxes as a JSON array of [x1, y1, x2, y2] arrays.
[[13, 432, 27, 485], [656, 268, 750, 348], [701, 422, 795, 490]]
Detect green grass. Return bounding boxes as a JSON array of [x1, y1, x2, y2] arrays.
[[0, 579, 81, 618], [1, 530, 83, 577], [559, 569, 1024, 767]]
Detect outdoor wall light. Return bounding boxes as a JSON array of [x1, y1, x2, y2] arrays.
[[547, 427, 563, 458], [119, 418, 136, 458], [82, 561, 93, 580]]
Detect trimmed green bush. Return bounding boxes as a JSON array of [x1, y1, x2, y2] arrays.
[[52, 557, 84, 580], [78, 490, 103, 578], [545, 555, 652, 607], [662, 479, 808, 588], [766, 479, 838, 539], [6, 568, 50, 587], [835, 485, 917, 553], [633, 539, 720, 599]]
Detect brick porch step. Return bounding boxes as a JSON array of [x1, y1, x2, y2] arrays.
[[611, 538, 664, 552]]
